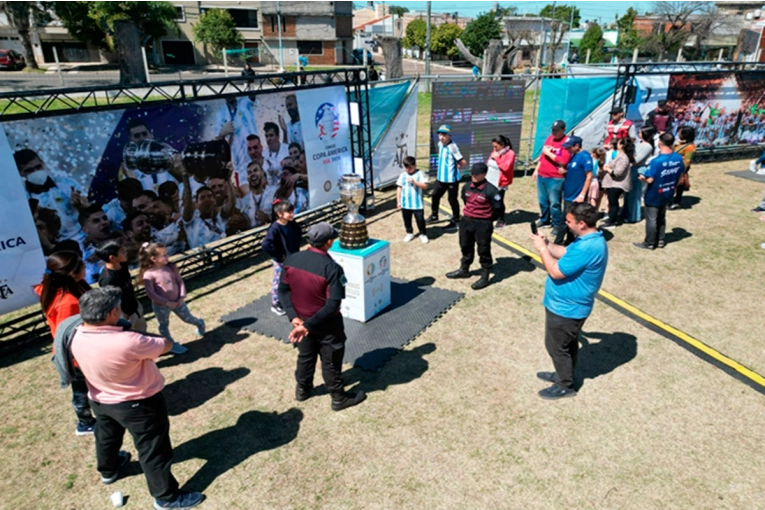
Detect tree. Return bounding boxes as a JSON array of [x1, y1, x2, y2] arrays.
[[388, 5, 409, 17], [641, 1, 731, 61], [192, 9, 244, 57], [0, 2, 51, 70], [460, 11, 502, 57], [52, 2, 107, 50], [402, 18, 426, 49], [539, 4, 580, 28], [53, 1, 179, 84], [579, 22, 606, 63], [616, 7, 642, 58], [431, 23, 463, 58]]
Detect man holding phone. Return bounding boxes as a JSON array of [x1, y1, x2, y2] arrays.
[[530, 203, 608, 400]]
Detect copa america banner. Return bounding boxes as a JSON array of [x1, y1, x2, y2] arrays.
[[0, 84, 353, 312], [0, 133, 45, 315], [372, 87, 418, 187]]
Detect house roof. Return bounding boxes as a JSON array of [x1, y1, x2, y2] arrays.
[[353, 14, 392, 31]]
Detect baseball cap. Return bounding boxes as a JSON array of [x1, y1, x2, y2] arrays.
[[306, 222, 339, 246], [552, 120, 566, 131], [437, 124, 452, 134], [562, 135, 583, 148], [610, 106, 624, 115], [470, 162, 488, 175]]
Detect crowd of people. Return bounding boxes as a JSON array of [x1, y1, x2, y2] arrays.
[[20, 94, 309, 288], [27, 90, 703, 508]]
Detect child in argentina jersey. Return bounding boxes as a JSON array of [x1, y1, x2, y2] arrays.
[[428, 124, 466, 229], [397, 156, 430, 244]]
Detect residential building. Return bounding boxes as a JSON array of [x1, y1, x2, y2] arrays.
[[260, 1, 353, 66], [502, 16, 572, 67]]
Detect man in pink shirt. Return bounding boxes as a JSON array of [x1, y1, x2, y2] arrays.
[[71, 287, 205, 510], [533, 120, 570, 238]]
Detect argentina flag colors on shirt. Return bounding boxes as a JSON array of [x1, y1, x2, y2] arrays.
[[437, 141, 463, 183], [397, 170, 428, 210]]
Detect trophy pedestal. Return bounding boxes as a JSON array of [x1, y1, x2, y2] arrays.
[[329, 239, 391, 323]]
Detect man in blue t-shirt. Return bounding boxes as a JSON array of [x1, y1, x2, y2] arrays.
[[530, 203, 608, 400], [634, 132, 685, 250], [554, 136, 593, 246]]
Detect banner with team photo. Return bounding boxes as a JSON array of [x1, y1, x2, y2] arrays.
[[0, 84, 351, 310], [372, 87, 418, 187], [296, 85, 353, 206], [0, 132, 45, 315], [666, 72, 765, 149]]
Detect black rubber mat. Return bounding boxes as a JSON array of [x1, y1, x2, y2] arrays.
[[726, 170, 765, 183], [220, 278, 463, 370]]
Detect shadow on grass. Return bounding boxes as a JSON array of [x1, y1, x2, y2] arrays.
[[174, 408, 303, 492], [574, 331, 638, 389], [164, 367, 251, 416], [343, 342, 436, 394], [664, 227, 692, 246], [156, 328, 249, 369], [491, 255, 536, 285], [676, 195, 701, 209], [504, 209, 539, 226]]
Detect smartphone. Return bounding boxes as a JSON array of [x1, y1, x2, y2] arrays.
[[530, 222, 538, 235]]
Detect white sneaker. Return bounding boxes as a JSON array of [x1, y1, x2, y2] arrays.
[[761, 242, 765, 250], [751, 160, 757, 172], [403, 233, 415, 243], [420, 235, 429, 244]]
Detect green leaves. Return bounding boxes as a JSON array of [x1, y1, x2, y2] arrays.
[[192, 8, 244, 56], [460, 11, 502, 57]]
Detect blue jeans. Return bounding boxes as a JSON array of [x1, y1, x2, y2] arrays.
[[537, 177, 565, 228], [622, 167, 644, 223], [152, 303, 204, 343], [756, 150, 765, 167]]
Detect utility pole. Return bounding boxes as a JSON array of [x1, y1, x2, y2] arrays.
[[425, 1, 431, 90], [277, 0, 284, 72]]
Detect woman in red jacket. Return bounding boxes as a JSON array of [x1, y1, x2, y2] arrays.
[[35, 250, 96, 436], [487, 135, 516, 228]]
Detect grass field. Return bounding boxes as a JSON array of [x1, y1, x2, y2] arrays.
[[3, 89, 765, 509]]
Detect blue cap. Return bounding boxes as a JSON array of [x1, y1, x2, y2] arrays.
[[562, 135, 582, 148], [437, 125, 452, 134]]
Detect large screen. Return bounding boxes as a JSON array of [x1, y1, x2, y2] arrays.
[[430, 81, 524, 173], [0, 84, 353, 315], [666, 71, 765, 149]]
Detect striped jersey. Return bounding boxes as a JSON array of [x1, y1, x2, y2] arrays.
[[397, 170, 428, 210], [437, 141, 463, 183]]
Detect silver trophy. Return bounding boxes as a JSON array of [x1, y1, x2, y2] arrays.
[[338, 174, 369, 249], [123, 140, 177, 175]]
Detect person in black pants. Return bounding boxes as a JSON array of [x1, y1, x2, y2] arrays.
[[428, 125, 467, 230], [70, 287, 205, 510], [278, 222, 366, 411], [445, 163, 503, 290]]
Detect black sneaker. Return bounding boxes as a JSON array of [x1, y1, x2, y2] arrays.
[[445, 267, 470, 279], [600, 221, 616, 230], [538, 384, 577, 400], [632, 242, 655, 251], [331, 391, 367, 411], [271, 304, 286, 316], [426, 214, 439, 223], [657, 240, 666, 249], [535, 220, 552, 229], [154, 491, 205, 509], [444, 220, 459, 231], [550, 228, 560, 238], [295, 385, 312, 402], [753, 207, 765, 213], [668, 204, 680, 210], [101, 450, 131, 485], [536, 371, 557, 383]]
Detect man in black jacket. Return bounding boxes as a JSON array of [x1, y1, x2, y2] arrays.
[[278, 222, 366, 411], [446, 163, 503, 290], [645, 100, 673, 134]]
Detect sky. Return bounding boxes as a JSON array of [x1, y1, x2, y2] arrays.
[[354, 1, 657, 25]]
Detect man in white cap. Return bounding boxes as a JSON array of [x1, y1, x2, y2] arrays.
[[278, 222, 366, 411], [427, 124, 466, 231]]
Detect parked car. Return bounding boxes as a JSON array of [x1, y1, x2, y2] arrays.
[[351, 48, 374, 65], [0, 49, 24, 70]]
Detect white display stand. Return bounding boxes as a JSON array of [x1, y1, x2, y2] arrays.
[[329, 238, 391, 323]]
